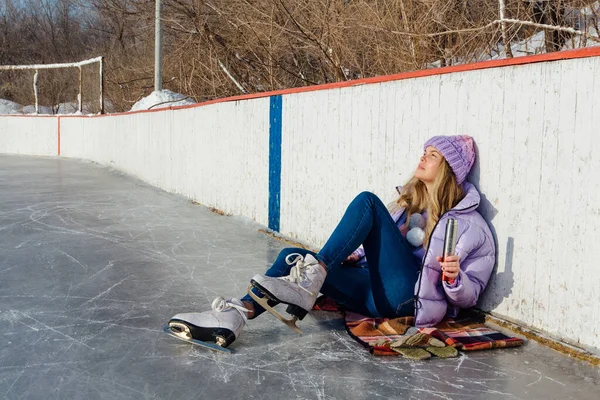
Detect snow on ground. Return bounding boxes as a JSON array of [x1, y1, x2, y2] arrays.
[[0, 100, 88, 115], [0, 99, 23, 114], [21, 105, 54, 114], [493, 31, 548, 60], [0, 91, 195, 114], [55, 102, 96, 115], [130, 89, 195, 111], [0, 99, 117, 115]]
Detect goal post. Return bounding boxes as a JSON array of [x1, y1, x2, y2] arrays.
[[0, 56, 104, 115]]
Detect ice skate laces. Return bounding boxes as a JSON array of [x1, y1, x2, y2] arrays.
[[211, 296, 250, 319], [283, 253, 318, 295]]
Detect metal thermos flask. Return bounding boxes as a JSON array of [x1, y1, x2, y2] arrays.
[[442, 218, 458, 282]]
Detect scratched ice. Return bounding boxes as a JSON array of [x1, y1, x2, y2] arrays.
[[0, 155, 598, 400]]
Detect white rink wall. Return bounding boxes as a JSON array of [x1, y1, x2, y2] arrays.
[[281, 57, 600, 354], [1, 52, 599, 353], [60, 100, 271, 225], [0, 116, 57, 156]]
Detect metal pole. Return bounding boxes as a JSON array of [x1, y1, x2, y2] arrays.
[[154, 0, 163, 91], [33, 70, 39, 114], [498, 0, 514, 58], [100, 56, 104, 114], [78, 66, 83, 113]]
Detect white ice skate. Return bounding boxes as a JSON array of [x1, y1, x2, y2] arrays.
[[165, 297, 249, 352], [248, 253, 327, 334]]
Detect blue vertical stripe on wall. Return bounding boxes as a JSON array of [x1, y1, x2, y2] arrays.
[[268, 95, 282, 232]]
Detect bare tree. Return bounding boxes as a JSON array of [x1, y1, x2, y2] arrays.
[[2, 0, 598, 111]]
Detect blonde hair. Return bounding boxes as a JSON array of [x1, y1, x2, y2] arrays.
[[389, 159, 465, 247]]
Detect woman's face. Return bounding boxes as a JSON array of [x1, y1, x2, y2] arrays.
[[414, 146, 444, 184]]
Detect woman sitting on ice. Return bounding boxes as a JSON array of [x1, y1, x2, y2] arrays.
[[167, 135, 496, 348]]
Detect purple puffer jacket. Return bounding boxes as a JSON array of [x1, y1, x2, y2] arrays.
[[414, 182, 496, 327]]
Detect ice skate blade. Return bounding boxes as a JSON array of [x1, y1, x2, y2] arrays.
[[247, 285, 303, 334], [163, 325, 232, 353]]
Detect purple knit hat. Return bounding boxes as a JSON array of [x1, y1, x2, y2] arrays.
[[423, 135, 475, 184]]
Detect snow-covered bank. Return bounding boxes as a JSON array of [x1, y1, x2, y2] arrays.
[[0, 99, 23, 115], [130, 90, 195, 111], [1, 89, 196, 115]]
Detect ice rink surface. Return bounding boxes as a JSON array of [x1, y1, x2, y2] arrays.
[[0, 155, 598, 400]]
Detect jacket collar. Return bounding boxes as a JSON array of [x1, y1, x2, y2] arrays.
[[451, 182, 480, 213]]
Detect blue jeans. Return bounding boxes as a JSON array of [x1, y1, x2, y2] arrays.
[[241, 192, 419, 318]]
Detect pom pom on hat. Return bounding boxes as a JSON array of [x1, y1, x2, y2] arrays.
[[423, 135, 476, 184]]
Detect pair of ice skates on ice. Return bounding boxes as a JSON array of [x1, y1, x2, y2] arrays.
[[164, 253, 326, 352]]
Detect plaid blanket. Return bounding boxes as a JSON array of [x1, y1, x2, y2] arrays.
[[314, 297, 524, 357]]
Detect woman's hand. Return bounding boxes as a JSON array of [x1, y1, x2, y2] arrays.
[[437, 255, 460, 281], [344, 253, 361, 264]]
